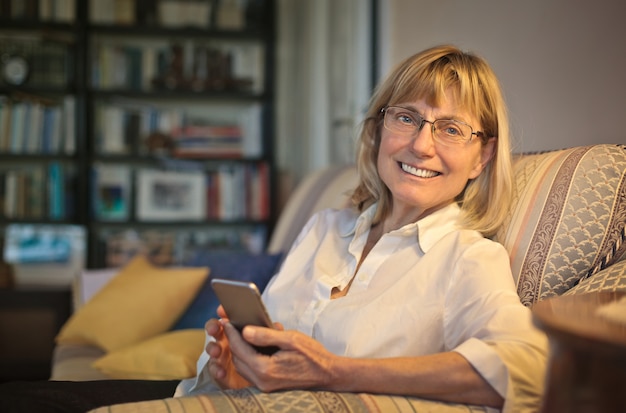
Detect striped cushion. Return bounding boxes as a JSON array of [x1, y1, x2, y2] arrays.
[[496, 144, 626, 306]]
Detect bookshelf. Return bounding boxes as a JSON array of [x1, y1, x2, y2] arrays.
[[0, 0, 276, 270], [0, 0, 82, 228]]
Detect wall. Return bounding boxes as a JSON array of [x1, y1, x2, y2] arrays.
[[378, 0, 626, 152]]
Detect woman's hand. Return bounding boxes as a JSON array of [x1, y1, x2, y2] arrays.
[[204, 305, 252, 390], [222, 317, 340, 393]]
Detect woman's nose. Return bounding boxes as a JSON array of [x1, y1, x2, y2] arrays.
[[410, 123, 436, 156]]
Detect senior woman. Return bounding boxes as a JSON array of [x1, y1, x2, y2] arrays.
[[177, 45, 548, 413]]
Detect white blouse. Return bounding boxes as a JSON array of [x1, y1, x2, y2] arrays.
[[176, 203, 547, 413]]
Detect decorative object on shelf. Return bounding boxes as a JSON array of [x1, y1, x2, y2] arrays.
[[2, 223, 86, 286], [149, 43, 257, 93], [145, 131, 174, 156], [0, 34, 73, 88], [1, 53, 29, 86]]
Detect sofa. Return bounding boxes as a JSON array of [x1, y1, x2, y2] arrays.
[[50, 144, 626, 412]]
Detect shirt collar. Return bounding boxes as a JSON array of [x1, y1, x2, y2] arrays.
[[338, 202, 462, 253]]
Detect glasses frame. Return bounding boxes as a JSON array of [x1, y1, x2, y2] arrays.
[[380, 106, 486, 145]]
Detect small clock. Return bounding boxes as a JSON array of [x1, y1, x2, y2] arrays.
[[2, 54, 30, 86]]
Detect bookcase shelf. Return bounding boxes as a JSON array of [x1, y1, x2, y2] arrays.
[[0, 0, 276, 270], [89, 89, 268, 100]]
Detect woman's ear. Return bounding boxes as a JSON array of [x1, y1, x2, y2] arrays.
[[469, 137, 496, 179]]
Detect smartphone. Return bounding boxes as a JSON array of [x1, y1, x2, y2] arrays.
[[210, 278, 279, 355]]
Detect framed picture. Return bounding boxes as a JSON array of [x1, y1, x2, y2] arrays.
[[136, 169, 206, 221], [92, 163, 131, 221]]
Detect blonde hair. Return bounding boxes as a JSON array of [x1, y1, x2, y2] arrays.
[[351, 45, 514, 237]]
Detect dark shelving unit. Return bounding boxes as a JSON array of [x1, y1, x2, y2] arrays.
[[0, 0, 277, 268]]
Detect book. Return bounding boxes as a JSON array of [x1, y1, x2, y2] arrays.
[[0, 97, 11, 151], [25, 101, 43, 153], [241, 103, 262, 156], [114, 0, 135, 25], [48, 162, 65, 220], [9, 102, 26, 153], [27, 166, 45, 218], [171, 124, 243, 158], [89, 0, 115, 24], [99, 106, 126, 153], [62, 96, 76, 154]]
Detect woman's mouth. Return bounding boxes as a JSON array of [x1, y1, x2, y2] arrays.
[[400, 162, 441, 178]]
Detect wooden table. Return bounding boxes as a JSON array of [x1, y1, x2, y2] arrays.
[[532, 291, 626, 413]]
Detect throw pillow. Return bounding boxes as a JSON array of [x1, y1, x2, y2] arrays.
[[56, 255, 209, 352], [171, 250, 282, 330], [92, 329, 205, 380]]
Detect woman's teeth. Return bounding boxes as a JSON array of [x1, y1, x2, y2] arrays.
[[401, 163, 440, 178]]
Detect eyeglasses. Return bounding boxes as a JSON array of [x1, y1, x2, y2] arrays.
[[381, 106, 485, 146]]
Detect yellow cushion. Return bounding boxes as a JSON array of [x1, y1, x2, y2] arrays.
[[56, 255, 209, 352], [92, 329, 205, 380]]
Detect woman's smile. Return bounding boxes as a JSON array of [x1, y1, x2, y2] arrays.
[[399, 162, 441, 178]]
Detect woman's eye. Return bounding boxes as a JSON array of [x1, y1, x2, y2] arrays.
[[437, 121, 465, 137], [445, 126, 461, 136], [398, 114, 414, 125]]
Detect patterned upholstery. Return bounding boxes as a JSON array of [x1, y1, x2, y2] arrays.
[[564, 259, 626, 295], [88, 387, 487, 413], [496, 144, 626, 306]]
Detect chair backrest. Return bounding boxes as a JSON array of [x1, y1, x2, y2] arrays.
[[267, 164, 358, 254], [496, 144, 626, 306]]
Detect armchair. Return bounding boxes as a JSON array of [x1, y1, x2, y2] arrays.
[[51, 144, 626, 413]]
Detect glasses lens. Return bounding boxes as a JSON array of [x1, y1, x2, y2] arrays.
[[384, 107, 419, 134], [433, 120, 471, 144]]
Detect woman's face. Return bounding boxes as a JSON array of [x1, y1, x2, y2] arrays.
[[377, 95, 494, 222]]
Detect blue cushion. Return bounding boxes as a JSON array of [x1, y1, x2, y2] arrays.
[[171, 250, 283, 330]]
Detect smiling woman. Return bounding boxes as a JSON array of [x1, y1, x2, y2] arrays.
[[177, 45, 547, 413]]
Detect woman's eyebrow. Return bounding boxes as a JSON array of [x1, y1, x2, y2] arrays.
[[401, 106, 467, 123], [395, 103, 471, 124], [396, 105, 422, 115]]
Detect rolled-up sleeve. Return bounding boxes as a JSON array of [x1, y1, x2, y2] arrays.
[[446, 239, 548, 413]]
